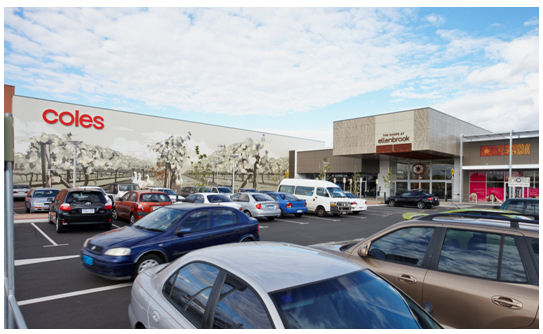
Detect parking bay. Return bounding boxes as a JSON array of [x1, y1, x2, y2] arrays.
[[14, 205, 444, 329]]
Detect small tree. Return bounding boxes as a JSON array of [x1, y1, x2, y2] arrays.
[[317, 157, 330, 181]]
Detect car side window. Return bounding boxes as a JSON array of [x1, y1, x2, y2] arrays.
[[525, 201, 538, 216], [181, 210, 210, 232], [212, 274, 273, 329], [195, 195, 204, 203], [504, 200, 524, 213], [230, 193, 240, 201], [163, 262, 220, 328], [295, 186, 314, 196], [186, 194, 196, 202], [120, 192, 131, 201], [437, 229, 527, 282], [212, 209, 237, 227], [316, 188, 329, 197], [278, 185, 295, 194], [239, 194, 249, 202], [368, 227, 434, 267], [528, 237, 538, 263], [129, 192, 138, 202]]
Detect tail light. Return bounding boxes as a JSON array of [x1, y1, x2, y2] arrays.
[[286, 203, 292, 208], [239, 207, 243, 211], [137, 203, 144, 211], [257, 223, 260, 234], [351, 202, 357, 205], [104, 204, 112, 210], [256, 203, 262, 209], [304, 201, 307, 207], [428, 197, 433, 201], [60, 203, 71, 211]]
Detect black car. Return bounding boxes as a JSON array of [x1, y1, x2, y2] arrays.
[[501, 198, 539, 220], [179, 186, 199, 197], [386, 191, 439, 209], [49, 188, 113, 233]]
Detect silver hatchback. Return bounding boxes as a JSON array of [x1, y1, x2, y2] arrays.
[[25, 188, 59, 213], [230, 192, 281, 220]]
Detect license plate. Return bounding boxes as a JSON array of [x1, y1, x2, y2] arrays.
[[297, 209, 303, 213], [82, 209, 95, 214], [82, 255, 94, 266]]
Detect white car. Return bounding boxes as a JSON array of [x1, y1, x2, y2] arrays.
[[13, 184, 30, 199], [344, 191, 367, 214], [183, 193, 242, 211]]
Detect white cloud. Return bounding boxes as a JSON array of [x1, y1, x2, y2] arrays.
[[425, 14, 445, 26]]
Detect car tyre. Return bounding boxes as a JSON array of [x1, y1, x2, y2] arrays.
[[244, 210, 252, 217], [129, 213, 136, 225], [294, 213, 303, 218], [134, 254, 163, 277], [55, 215, 65, 233], [388, 200, 396, 207], [417, 201, 426, 209], [352, 211, 360, 215], [316, 206, 326, 217], [279, 209, 285, 218], [111, 209, 118, 221]]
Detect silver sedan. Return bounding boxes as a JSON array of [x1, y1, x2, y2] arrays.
[[25, 188, 59, 213], [229, 192, 281, 220], [128, 242, 441, 329]]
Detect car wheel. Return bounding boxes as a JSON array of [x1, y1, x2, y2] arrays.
[[279, 209, 285, 218], [316, 206, 326, 217], [55, 215, 65, 233], [241, 237, 254, 242], [388, 200, 396, 207], [417, 201, 426, 209], [294, 213, 303, 218], [244, 210, 252, 217], [111, 209, 118, 220], [135, 254, 163, 277], [129, 213, 136, 225], [352, 211, 360, 215]]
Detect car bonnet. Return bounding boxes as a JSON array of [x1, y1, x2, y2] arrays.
[[88, 225, 157, 249]]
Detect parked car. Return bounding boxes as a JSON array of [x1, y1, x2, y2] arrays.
[[81, 203, 259, 280], [25, 188, 60, 213], [313, 213, 539, 329], [501, 198, 539, 220], [128, 242, 441, 329], [230, 192, 281, 220], [183, 193, 242, 211], [13, 184, 30, 200], [261, 191, 307, 217], [104, 182, 140, 202], [344, 191, 368, 214], [402, 208, 538, 223], [48, 188, 113, 233], [146, 187, 183, 203], [385, 190, 439, 209], [238, 188, 257, 192], [113, 190, 172, 224], [277, 179, 351, 216], [179, 186, 199, 198], [198, 186, 233, 194]]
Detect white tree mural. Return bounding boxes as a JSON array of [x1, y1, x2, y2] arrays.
[[149, 132, 192, 189]]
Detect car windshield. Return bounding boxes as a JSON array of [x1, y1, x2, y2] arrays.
[[159, 189, 176, 195], [140, 193, 170, 202], [66, 191, 106, 204], [33, 189, 59, 198], [252, 194, 274, 202], [208, 195, 232, 203], [119, 184, 139, 191], [281, 193, 300, 201], [133, 207, 187, 232], [217, 187, 232, 193], [344, 193, 355, 199], [270, 270, 422, 329], [327, 187, 347, 198]]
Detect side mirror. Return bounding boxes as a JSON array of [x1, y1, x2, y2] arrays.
[[358, 243, 370, 257], [176, 227, 192, 237]]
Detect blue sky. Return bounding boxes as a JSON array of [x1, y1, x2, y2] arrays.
[[4, 6, 539, 146]]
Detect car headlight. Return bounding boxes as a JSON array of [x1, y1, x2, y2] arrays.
[[83, 237, 92, 248], [104, 248, 131, 256]]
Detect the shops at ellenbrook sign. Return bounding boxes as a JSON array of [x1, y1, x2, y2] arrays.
[[374, 112, 414, 154], [42, 109, 105, 130]]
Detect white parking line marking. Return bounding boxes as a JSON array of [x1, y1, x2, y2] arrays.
[[30, 222, 64, 247], [18, 283, 133, 306], [15, 255, 80, 266], [15, 219, 49, 224], [259, 225, 269, 229], [308, 216, 340, 222], [274, 218, 309, 225], [112, 224, 120, 228]]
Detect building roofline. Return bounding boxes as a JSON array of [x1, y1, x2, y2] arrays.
[[462, 130, 539, 142]]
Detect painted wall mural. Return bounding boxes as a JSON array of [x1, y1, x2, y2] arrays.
[[13, 96, 324, 191]]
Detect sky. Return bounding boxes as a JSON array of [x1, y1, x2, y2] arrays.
[[3, 4, 540, 147]]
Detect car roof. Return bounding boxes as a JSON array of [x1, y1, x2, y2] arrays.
[[168, 203, 232, 210], [400, 217, 538, 236], [181, 242, 364, 292], [68, 187, 104, 192]]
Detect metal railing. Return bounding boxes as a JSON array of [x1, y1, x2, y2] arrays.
[[5, 113, 28, 329]]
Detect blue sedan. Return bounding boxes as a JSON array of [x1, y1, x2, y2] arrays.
[[80, 203, 259, 280], [263, 191, 307, 217]]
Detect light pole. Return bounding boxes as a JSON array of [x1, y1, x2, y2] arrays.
[[67, 140, 82, 187], [217, 144, 225, 184], [230, 154, 238, 193]]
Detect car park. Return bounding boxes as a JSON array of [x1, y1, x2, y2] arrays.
[[500, 198, 539, 220], [230, 192, 281, 220], [183, 193, 242, 211], [146, 187, 183, 203], [261, 191, 307, 217], [385, 190, 439, 209], [81, 203, 259, 280], [104, 182, 140, 202], [113, 190, 172, 224], [25, 187, 60, 213], [313, 213, 539, 329], [277, 179, 351, 216], [344, 191, 368, 214], [48, 188, 113, 233], [128, 242, 441, 329], [13, 184, 30, 199]]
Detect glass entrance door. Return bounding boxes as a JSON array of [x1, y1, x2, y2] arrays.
[[410, 182, 429, 193]]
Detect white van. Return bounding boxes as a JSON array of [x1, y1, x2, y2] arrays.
[[277, 179, 351, 217]]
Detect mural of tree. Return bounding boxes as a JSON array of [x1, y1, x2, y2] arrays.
[[149, 132, 191, 189], [223, 134, 269, 189], [190, 146, 213, 186]]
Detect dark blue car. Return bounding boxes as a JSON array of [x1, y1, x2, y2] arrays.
[[80, 203, 259, 280], [262, 191, 307, 217]]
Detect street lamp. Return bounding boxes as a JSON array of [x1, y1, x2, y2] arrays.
[[230, 154, 238, 193], [67, 140, 82, 187], [217, 144, 226, 184]]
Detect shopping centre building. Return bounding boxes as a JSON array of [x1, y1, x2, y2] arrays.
[[5, 85, 539, 202]]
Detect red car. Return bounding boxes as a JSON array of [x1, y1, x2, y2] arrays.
[[112, 190, 172, 224]]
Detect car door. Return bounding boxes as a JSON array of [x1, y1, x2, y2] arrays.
[[355, 226, 436, 304], [207, 208, 242, 244], [396, 192, 410, 206], [162, 209, 212, 259], [422, 229, 539, 328], [116, 192, 132, 219]]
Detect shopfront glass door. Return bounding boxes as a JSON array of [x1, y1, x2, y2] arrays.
[[410, 182, 429, 193]]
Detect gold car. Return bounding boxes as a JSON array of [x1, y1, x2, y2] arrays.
[[314, 214, 539, 329]]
